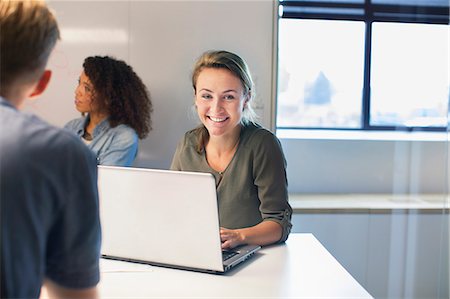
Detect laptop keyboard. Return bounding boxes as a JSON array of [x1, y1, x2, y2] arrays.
[[222, 250, 238, 261]]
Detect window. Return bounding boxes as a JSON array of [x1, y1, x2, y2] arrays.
[[370, 22, 448, 128], [276, 0, 449, 132]]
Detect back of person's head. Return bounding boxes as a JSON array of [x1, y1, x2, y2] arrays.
[[83, 55, 153, 139], [0, 0, 60, 96], [191, 50, 257, 124]]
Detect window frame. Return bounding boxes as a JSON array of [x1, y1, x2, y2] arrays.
[[277, 0, 450, 132]]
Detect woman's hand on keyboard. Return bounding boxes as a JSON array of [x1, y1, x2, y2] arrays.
[[220, 227, 245, 249]]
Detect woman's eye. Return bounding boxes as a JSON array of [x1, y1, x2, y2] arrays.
[[201, 94, 212, 100], [224, 95, 235, 100], [85, 85, 92, 93]]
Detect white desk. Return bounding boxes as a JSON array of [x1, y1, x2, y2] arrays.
[[98, 233, 373, 298]]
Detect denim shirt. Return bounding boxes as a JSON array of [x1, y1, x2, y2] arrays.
[[64, 116, 138, 166]]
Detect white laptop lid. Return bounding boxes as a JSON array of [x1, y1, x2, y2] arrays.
[[98, 166, 224, 272]]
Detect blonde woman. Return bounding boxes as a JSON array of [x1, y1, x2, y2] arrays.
[[171, 50, 292, 249]]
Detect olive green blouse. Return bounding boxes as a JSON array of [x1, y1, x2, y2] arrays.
[[170, 122, 292, 243]]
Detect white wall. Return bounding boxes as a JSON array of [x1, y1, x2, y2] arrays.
[[281, 137, 449, 194]]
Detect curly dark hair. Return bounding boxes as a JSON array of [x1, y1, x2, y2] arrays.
[[83, 56, 152, 139]]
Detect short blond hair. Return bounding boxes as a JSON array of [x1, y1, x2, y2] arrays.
[[0, 0, 60, 93]]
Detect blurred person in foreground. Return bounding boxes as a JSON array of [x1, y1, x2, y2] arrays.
[[0, 1, 101, 298]]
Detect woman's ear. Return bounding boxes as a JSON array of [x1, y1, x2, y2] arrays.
[[29, 70, 52, 97], [243, 91, 251, 110]]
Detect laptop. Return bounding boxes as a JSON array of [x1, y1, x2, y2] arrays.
[[97, 165, 261, 274]]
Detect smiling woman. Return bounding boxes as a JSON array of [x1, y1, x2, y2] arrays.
[[195, 68, 246, 144], [171, 50, 293, 249]]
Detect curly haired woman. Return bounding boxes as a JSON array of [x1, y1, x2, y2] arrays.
[[65, 56, 153, 166]]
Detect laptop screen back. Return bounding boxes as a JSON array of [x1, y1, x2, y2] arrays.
[[98, 166, 224, 272]]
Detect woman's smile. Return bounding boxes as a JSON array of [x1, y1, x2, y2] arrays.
[[195, 68, 246, 137]]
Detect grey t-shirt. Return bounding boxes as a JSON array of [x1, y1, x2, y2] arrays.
[[0, 98, 101, 298], [171, 122, 292, 242]]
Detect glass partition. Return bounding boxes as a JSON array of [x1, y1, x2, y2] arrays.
[[277, 1, 449, 298]]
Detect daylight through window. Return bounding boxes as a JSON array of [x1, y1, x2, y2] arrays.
[[276, 0, 449, 132]]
